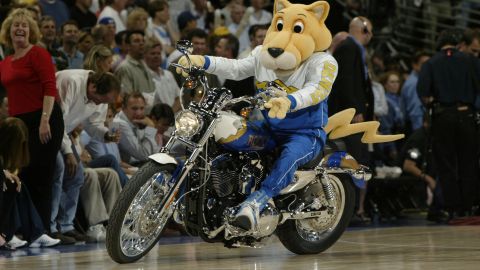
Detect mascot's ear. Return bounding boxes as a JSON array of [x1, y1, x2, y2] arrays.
[[274, 0, 291, 14], [306, 1, 330, 23]]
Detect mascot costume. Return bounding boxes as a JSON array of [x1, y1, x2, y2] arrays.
[[177, 0, 403, 230]]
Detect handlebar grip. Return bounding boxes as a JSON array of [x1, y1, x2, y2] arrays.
[[170, 63, 188, 71]]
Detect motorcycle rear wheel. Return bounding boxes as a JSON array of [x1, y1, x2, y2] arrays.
[[106, 161, 177, 263], [277, 173, 355, 254]]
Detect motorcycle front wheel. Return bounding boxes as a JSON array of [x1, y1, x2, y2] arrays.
[[106, 162, 177, 263], [277, 173, 355, 254]]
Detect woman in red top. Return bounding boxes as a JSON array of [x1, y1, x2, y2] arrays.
[[0, 8, 64, 230]]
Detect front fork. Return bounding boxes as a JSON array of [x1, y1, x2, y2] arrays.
[[151, 117, 221, 222]]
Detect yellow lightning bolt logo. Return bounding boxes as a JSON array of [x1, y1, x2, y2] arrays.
[[324, 108, 404, 143]]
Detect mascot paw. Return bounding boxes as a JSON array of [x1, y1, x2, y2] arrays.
[[265, 97, 291, 119], [176, 55, 206, 77]]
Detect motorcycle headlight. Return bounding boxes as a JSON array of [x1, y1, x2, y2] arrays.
[[175, 110, 203, 138]]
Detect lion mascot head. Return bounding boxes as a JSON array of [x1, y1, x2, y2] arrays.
[[259, 0, 332, 76]]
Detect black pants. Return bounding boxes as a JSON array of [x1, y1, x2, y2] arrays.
[[12, 184, 44, 242], [431, 107, 478, 213], [343, 133, 371, 165], [0, 172, 18, 241], [15, 103, 64, 230]]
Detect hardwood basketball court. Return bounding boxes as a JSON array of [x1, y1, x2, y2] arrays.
[[1, 225, 479, 270]]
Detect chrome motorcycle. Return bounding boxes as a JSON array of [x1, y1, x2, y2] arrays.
[[106, 41, 372, 264]]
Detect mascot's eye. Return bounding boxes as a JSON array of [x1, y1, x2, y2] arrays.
[[293, 21, 304, 33], [276, 19, 284, 31]]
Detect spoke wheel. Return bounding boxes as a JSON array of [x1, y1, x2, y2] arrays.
[[277, 173, 355, 254], [106, 162, 177, 263]]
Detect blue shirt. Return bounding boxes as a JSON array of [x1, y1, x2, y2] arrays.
[[40, 0, 70, 29], [379, 92, 404, 152], [401, 71, 424, 131], [80, 131, 122, 164], [58, 47, 84, 69]]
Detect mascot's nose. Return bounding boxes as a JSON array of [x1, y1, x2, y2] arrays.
[[268, 47, 284, 58]]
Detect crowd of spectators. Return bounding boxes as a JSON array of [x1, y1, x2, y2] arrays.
[[1, 0, 480, 251]]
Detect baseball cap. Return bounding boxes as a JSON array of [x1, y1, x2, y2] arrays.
[[98, 17, 115, 26], [177, 11, 197, 31]]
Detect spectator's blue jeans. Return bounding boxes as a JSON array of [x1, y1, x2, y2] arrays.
[[88, 154, 129, 187], [51, 149, 84, 233]]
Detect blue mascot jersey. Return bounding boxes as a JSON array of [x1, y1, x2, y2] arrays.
[[205, 45, 338, 138]]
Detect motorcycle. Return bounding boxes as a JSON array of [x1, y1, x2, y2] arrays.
[[106, 40, 373, 264]]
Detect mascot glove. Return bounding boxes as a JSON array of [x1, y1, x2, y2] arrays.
[[264, 97, 291, 119], [176, 55, 206, 77]]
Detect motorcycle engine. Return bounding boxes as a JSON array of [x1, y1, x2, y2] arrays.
[[202, 153, 265, 234], [210, 153, 264, 198]]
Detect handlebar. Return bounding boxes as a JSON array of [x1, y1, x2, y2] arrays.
[[171, 40, 289, 112], [220, 87, 286, 111]]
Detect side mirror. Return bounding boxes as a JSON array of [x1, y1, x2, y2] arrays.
[[176, 40, 193, 55]]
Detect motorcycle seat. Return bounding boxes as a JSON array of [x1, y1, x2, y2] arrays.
[[299, 139, 346, 170]]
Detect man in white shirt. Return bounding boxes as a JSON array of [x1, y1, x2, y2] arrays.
[[248, 0, 272, 26], [144, 39, 181, 112], [238, 24, 268, 59], [51, 70, 121, 243], [227, 3, 250, 53], [113, 92, 161, 164], [147, 0, 179, 55], [189, 0, 208, 30]]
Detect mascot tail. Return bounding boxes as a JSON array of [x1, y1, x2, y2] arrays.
[[324, 108, 404, 143]]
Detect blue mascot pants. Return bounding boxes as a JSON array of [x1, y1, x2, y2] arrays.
[[222, 121, 325, 198]]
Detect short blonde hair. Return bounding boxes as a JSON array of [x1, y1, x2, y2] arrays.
[[144, 37, 162, 52], [83, 44, 113, 72], [0, 8, 41, 48], [126, 8, 149, 31]]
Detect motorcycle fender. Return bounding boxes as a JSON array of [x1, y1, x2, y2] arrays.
[[279, 170, 316, 195], [319, 151, 369, 189], [148, 153, 178, 165]]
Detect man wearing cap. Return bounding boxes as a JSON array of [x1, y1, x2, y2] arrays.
[[98, 17, 117, 49], [98, 0, 127, 33]]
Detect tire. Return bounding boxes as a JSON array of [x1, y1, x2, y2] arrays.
[[106, 161, 177, 263], [277, 173, 355, 254]]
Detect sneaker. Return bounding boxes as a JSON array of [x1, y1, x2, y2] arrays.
[[232, 190, 270, 231], [49, 232, 76, 245], [63, 229, 92, 243], [375, 166, 387, 179], [86, 224, 106, 243], [426, 210, 449, 224], [384, 166, 402, 178], [8, 235, 28, 249], [29, 234, 61, 248]]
